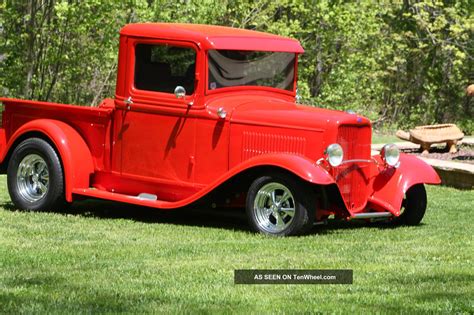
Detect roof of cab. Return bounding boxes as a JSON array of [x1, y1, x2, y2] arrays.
[[120, 23, 304, 53]]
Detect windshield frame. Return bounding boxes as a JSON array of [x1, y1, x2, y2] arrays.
[[205, 49, 299, 96]]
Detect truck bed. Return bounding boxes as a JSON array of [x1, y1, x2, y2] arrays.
[[0, 97, 115, 172]]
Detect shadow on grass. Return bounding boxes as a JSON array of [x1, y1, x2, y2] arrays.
[[0, 199, 252, 232], [0, 199, 413, 235], [2, 271, 470, 313], [0, 273, 159, 313], [0, 272, 254, 314], [383, 273, 473, 313]]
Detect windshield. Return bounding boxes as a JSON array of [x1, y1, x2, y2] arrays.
[[208, 50, 295, 91]]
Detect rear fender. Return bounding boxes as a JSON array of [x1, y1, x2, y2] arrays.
[[1, 119, 94, 202], [368, 154, 440, 215]]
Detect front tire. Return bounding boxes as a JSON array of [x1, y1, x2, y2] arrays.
[[7, 138, 65, 211], [246, 173, 315, 236], [393, 184, 427, 226]]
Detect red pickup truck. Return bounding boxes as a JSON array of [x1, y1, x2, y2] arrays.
[[0, 23, 440, 235]]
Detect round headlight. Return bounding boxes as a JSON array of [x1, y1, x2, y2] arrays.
[[381, 143, 400, 166], [325, 143, 344, 167]]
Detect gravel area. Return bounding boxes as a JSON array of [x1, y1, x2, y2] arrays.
[[403, 144, 474, 164]]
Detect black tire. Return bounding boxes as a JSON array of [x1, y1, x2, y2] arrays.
[[392, 184, 427, 226], [7, 138, 65, 211], [246, 172, 315, 236]]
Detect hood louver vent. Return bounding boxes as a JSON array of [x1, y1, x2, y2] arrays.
[[242, 131, 306, 161]]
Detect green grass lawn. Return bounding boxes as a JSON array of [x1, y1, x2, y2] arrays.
[[0, 175, 472, 313], [372, 132, 400, 144]]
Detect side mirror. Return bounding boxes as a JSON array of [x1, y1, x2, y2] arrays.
[[295, 88, 302, 104], [174, 86, 186, 99]]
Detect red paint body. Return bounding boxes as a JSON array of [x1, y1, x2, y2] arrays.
[[0, 23, 440, 219]]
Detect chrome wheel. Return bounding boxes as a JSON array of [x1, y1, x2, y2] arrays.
[[16, 154, 49, 203], [253, 182, 296, 233]]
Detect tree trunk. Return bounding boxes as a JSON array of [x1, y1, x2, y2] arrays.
[[23, 0, 37, 98]]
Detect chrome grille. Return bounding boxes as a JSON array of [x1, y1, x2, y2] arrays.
[[335, 125, 371, 211]]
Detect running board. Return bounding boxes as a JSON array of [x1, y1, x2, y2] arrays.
[[350, 212, 393, 219], [72, 188, 173, 209]]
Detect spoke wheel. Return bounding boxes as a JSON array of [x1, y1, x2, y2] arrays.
[[254, 182, 296, 234], [16, 154, 50, 203], [246, 173, 315, 236], [7, 138, 65, 211]]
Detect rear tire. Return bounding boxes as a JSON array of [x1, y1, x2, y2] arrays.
[[7, 138, 65, 211], [246, 172, 315, 236], [393, 184, 427, 226]]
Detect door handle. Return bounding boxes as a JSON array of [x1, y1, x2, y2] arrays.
[[124, 97, 133, 110]]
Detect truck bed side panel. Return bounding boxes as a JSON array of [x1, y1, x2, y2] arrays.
[[0, 98, 114, 172]]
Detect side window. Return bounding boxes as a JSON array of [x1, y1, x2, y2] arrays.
[[134, 43, 196, 94]]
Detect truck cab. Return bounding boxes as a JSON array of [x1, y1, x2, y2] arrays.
[[0, 23, 440, 236]]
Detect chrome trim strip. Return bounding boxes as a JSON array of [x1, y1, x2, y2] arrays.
[[340, 158, 374, 165], [351, 212, 392, 219]]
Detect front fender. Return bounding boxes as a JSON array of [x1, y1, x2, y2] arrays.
[[2, 119, 94, 202], [368, 154, 440, 215], [139, 153, 334, 209], [231, 153, 334, 185]]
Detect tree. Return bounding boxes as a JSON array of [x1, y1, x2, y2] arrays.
[[0, 0, 472, 132]]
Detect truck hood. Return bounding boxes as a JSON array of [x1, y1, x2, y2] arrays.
[[206, 94, 370, 129]]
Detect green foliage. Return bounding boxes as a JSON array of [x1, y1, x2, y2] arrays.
[[0, 1, 137, 105], [0, 0, 472, 132], [379, 0, 474, 132]]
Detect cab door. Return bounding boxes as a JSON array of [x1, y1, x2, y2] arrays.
[[116, 39, 200, 201]]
